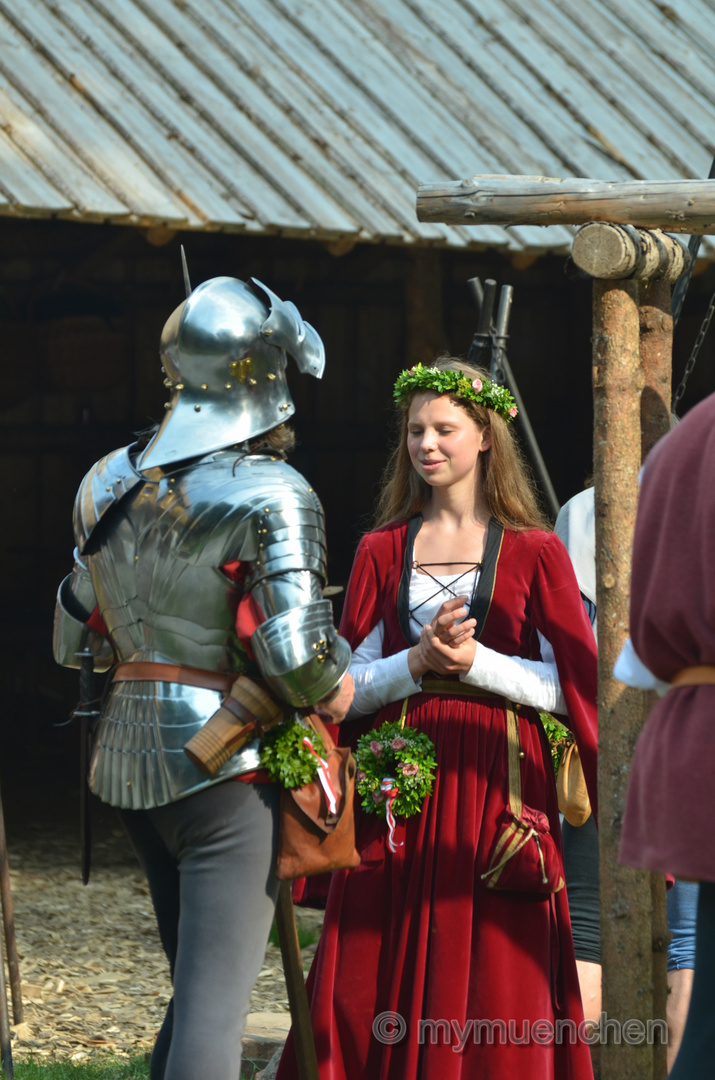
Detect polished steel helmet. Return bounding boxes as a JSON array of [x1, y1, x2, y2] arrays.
[[138, 276, 325, 470]]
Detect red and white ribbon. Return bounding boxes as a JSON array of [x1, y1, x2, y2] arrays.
[[381, 777, 402, 853], [302, 736, 338, 815]]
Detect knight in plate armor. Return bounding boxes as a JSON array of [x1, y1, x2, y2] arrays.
[[53, 274, 353, 1080]]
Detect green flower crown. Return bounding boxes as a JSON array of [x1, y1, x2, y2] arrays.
[[393, 363, 518, 422]]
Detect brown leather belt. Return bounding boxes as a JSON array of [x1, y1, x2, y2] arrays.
[[421, 678, 503, 701], [112, 661, 239, 694], [670, 665, 715, 688]]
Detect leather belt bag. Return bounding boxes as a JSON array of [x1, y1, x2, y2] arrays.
[[556, 740, 592, 828], [276, 714, 360, 881]]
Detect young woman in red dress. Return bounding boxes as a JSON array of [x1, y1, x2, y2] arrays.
[[278, 358, 599, 1080]]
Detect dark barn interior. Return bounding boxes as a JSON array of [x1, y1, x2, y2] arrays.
[[1, 216, 714, 838]]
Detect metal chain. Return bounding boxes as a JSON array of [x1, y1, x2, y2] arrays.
[[673, 289, 715, 413]]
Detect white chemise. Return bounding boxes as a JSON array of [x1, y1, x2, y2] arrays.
[[347, 566, 566, 719]]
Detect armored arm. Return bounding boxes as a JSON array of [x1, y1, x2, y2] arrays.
[[54, 445, 140, 672], [251, 599, 350, 707], [243, 467, 351, 708], [52, 549, 115, 672]]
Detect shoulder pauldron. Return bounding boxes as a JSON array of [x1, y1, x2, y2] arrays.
[[73, 445, 144, 555]]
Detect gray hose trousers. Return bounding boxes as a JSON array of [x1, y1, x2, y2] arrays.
[[119, 779, 281, 1080]]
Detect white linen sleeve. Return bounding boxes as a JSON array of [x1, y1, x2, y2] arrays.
[[460, 630, 567, 714], [347, 620, 422, 718], [613, 637, 670, 696]]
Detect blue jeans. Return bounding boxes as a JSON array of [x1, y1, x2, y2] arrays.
[[670, 881, 715, 1080], [667, 880, 699, 971]]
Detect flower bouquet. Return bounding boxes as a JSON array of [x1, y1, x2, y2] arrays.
[[355, 720, 437, 851]]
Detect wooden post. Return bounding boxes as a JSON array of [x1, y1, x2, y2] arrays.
[[416, 175, 715, 231], [639, 281, 673, 459], [0, 781, 22, 1025], [638, 281, 674, 1080], [275, 883, 318, 1080], [592, 279, 653, 1080], [572, 225, 688, 285], [649, 865, 669, 1080]]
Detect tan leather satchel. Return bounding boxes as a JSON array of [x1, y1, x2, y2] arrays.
[[556, 740, 592, 827], [276, 714, 361, 881]]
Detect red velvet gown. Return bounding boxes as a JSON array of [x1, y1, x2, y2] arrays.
[[278, 517, 598, 1080]]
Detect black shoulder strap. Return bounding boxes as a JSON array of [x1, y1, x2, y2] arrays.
[[471, 518, 504, 642], [397, 515, 423, 645], [397, 515, 504, 645]]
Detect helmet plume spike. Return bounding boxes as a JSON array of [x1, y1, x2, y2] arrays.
[[181, 246, 192, 298]]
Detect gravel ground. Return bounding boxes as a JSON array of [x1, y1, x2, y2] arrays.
[[3, 808, 321, 1063]]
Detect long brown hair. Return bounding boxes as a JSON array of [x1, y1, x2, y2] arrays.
[[247, 422, 295, 457], [374, 357, 551, 532]]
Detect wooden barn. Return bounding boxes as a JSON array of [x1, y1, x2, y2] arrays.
[[0, 0, 714, 803]]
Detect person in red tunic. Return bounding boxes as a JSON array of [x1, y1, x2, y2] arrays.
[[618, 390, 715, 1080], [278, 358, 599, 1080]]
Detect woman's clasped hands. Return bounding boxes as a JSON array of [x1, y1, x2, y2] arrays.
[[408, 596, 478, 679]]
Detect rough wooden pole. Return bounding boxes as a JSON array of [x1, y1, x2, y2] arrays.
[[275, 883, 319, 1080], [573, 224, 688, 284], [638, 281, 674, 1080], [639, 281, 673, 458], [0, 780, 22, 1024], [593, 279, 653, 1080], [649, 822, 669, 1080], [416, 176, 715, 231]]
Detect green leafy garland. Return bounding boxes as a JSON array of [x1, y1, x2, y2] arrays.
[[261, 712, 568, 792], [540, 712, 572, 775], [393, 363, 518, 422], [355, 720, 437, 818], [260, 715, 327, 789]]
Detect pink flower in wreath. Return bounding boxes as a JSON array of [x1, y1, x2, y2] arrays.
[[370, 740, 383, 757], [390, 737, 407, 751], [509, 405, 518, 417], [398, 762, 420, 776], [471, 378, 483, 392], [356, 770, 366, 783], [372, 789, 385, 803]]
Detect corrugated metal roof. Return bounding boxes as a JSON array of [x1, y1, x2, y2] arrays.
[[0, 0, 714, 254]]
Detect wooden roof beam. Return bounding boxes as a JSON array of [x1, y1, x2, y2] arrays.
[[416, 175, 715, 233]]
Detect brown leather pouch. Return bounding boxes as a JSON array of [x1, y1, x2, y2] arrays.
[[556, 740, 592, 827], [276, 715, 361, 881]]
